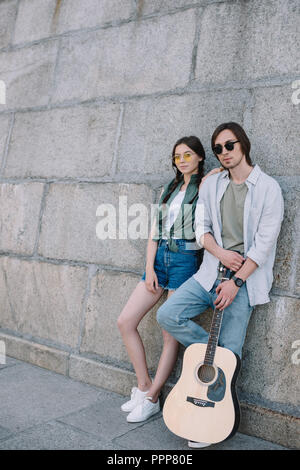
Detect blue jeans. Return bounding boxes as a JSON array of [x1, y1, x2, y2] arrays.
[[141, 239, 201, 290], [157, 276, 253, 358]]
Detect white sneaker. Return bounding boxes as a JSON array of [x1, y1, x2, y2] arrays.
[[121, 387, 150, 413], [126, 396, 160, 422], [188, 440, 212, 448]]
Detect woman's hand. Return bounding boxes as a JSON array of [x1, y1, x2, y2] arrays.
[[199, 167, 224, 190], [207, 167, 224, 177], [145, 266, 159, 293]]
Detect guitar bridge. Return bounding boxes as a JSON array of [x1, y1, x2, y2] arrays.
[[186, 397, 215, 408]]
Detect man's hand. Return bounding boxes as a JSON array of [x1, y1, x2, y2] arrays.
[[219, 249, 245, 272], [200, 233, 245, 271], [214, 280, 239, 311]]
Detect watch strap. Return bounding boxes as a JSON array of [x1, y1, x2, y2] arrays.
[[232, 276, 245, 287]]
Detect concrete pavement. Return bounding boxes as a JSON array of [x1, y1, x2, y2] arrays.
[[0, 356, 289, 450]]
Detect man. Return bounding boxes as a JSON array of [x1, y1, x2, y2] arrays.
[[157, 122, 284, 448]]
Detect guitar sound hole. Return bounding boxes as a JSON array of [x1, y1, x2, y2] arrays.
[[198, 364, 216, 383]]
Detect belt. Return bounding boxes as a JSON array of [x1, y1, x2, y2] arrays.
[[217, 250, 244, 281], [158, 238, 200, 252], [217, 263, 236, 281]]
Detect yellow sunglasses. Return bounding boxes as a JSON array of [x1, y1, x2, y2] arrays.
[[173, 151, 194, 164]]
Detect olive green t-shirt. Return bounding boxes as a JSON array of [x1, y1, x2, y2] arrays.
[[220, 180, 248, 254]]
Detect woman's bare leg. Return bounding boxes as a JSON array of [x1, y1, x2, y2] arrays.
[[146, 289, 179, 403], [117, 281, 164, 391]]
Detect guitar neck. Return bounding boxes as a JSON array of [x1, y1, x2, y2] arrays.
[[204, 308, 224, 365]]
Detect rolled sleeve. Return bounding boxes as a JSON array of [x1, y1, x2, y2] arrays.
[[246, 183, 284, 267], [194, 181, 213, 247], [194, 202, 204, 247]]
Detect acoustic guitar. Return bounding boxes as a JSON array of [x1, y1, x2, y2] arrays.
[[163, 306, 241, 445]]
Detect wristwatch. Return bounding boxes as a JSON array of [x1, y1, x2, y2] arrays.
[[232, 276, 245, 288]]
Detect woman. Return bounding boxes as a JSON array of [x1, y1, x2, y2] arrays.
[[117, 136, 222, 423]]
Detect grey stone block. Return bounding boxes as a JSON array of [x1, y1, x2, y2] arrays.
[[115, 416, 188, 450], [0, 333, 69, 375], [0, 355, 23, 371], [0, 425, 12, 441], [0, 257, 87, 348], [57, 0, 134, 33], [4, 104, 120, 178], [0, 41, 58, 109], [249, 85, 300, 177], [81, 270, 166, 369], [272, 178, 300, 293], [58, 393, 149, 441], [13, 0, 58, 44], [38, 182, 154, 269], [52, 9, 196, 102], [13, 0, 134, 44], [0, 114, 11, 167], [0, 361, 102, 433], [239, 295, 300, 408], [239, 402, 299, 449], [0, 420, 118, 450], [295, 251, 300, 296], [69, 354, 137, 395], [117, 90, 249, 182], [0, 0, 18, 49], [0, 182, 44, 254], [195, 0, 300, 85], [137, 0, 199, 16]]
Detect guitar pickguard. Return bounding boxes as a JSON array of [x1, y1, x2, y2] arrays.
[[206, 367, 226, 402]]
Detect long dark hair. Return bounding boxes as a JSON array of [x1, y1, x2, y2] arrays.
[[211, 122, 253, 166], [162, 136, 205, 204]]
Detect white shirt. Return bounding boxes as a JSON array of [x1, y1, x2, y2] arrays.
[[194, 165, 284, 307], [162, 189, 186, 239]]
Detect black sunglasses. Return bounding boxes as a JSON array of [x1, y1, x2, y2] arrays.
[[213, 140, 240, 155]]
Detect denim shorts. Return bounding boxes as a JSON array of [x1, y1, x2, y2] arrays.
[[141, 239, 202, 290]]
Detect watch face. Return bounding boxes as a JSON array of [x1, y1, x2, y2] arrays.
[[235, 278, 243, 287]]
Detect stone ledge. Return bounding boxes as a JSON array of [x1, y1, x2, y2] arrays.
[[239, 401, 300, 450], [0, 332, 69, 375], [68, 354, 137, 396]]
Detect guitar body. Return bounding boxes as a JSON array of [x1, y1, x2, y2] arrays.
[[163, 343, 241, 444]]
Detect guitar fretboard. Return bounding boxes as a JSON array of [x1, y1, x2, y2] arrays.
[[204, 308, 224, 365]]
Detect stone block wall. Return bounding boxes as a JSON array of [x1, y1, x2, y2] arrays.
[[0, 0, 299, 448]]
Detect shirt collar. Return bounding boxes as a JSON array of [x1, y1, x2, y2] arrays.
[[246, 164, 261, 185], [219, 164, 261, 185], [189, 173, 199, 183]]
